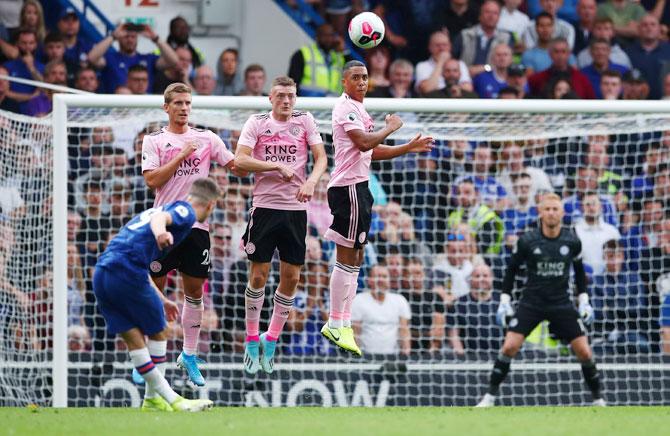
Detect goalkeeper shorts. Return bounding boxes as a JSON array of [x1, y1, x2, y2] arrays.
[[509, 303, 586, 343]]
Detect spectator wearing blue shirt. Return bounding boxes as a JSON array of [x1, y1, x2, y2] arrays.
[[448, 263, 502, 355], [528, 0, 579, 24], [87, 23, 179, 94], [591, 240, 650, 353], [625, 14, 670, 99], [3, 28, 43, 113], [55, 8, 93, 70], [522, 13, 579, 74], [522, 13, 553, 73], [631, 148, 666, 203], [473, 43, 513, 98], [580, 39, 628, 98], [501, 173, 539, 252], [621, 198, 664, 272], [563, 166, 619, 227], [453, 145, 509, 212]]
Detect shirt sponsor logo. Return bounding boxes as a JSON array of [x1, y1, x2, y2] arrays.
[[536, 261, 566, 277], [265, 144, 298, 163], [174, 157, 202, 177]]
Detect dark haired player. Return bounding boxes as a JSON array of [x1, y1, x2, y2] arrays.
[[321, 60, 433, 355]]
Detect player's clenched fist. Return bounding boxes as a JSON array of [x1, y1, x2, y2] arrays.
[[277, 164, 295, 182], [296, 180, 316, 202], [156, 232, 174, 249], [179, 141, 198, 159], [385, 114, 403, 132]]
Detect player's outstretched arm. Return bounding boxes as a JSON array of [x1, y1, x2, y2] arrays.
[[347, 113, 403, 152], [297, 143, 328, 202], [371, 133, 434, 161], [143, 141, 198, 190], [234, 145, 294, 180], [150, 211, 174, 249]]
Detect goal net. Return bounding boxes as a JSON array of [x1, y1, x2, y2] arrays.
[[3, 96, 670, 407]]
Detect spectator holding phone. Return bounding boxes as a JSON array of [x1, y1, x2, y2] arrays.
[[87, 22, 179, 93]]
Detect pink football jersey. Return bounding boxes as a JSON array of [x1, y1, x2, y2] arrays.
[[328, 93, 375, 188], [237, 111, 323, 210], [141, 126, 234, 230]]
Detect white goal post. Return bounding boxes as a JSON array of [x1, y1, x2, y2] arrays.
[[48, 94, 670, 407]]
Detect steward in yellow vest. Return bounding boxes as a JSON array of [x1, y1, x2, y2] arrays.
[[288, 23, 348, 96]]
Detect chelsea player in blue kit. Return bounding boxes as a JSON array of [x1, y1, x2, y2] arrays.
[[94, 178, 220, 412]]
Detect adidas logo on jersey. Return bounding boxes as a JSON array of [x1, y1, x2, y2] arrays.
[[165, 143, 173, 148], [263, 129, 272, 135], [533, 247, 542, 255]]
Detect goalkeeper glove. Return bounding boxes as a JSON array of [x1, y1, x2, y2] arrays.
[[496, 294, 515, 328], [578, 293, 594, 324]]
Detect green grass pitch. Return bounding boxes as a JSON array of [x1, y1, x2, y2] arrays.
[[3, 406, 670, 436]]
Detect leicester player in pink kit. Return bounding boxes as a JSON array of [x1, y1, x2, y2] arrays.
[[234, 76, 327, 374], [322, 61, 433, 355], [138, 82, 239, 386]]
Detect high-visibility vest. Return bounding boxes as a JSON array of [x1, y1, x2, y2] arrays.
[[447, 205, 504, 254], [299, 43, 344, 96], [598, 170, 623, 196], [525, 321, 564, 351]]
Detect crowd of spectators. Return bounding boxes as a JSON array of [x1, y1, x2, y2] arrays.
[[1, 120, 660, 359], [1, 1, 670, 359], [0, 0, 669, 119]]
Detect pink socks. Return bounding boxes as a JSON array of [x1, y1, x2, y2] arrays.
[[181, 295, 203, 355], [328, 262, 359, 328], [266, 291, 295, 341], [245, 284, 265, 341]]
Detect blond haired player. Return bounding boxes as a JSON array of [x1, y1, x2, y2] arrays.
[[137, 82, 241, 387], [477, 193, 604, 407]]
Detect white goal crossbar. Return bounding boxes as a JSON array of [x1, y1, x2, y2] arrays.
[[51, 95, 670, 407]]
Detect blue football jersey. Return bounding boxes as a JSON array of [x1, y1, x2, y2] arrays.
[[97, 200, 196, 275]]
